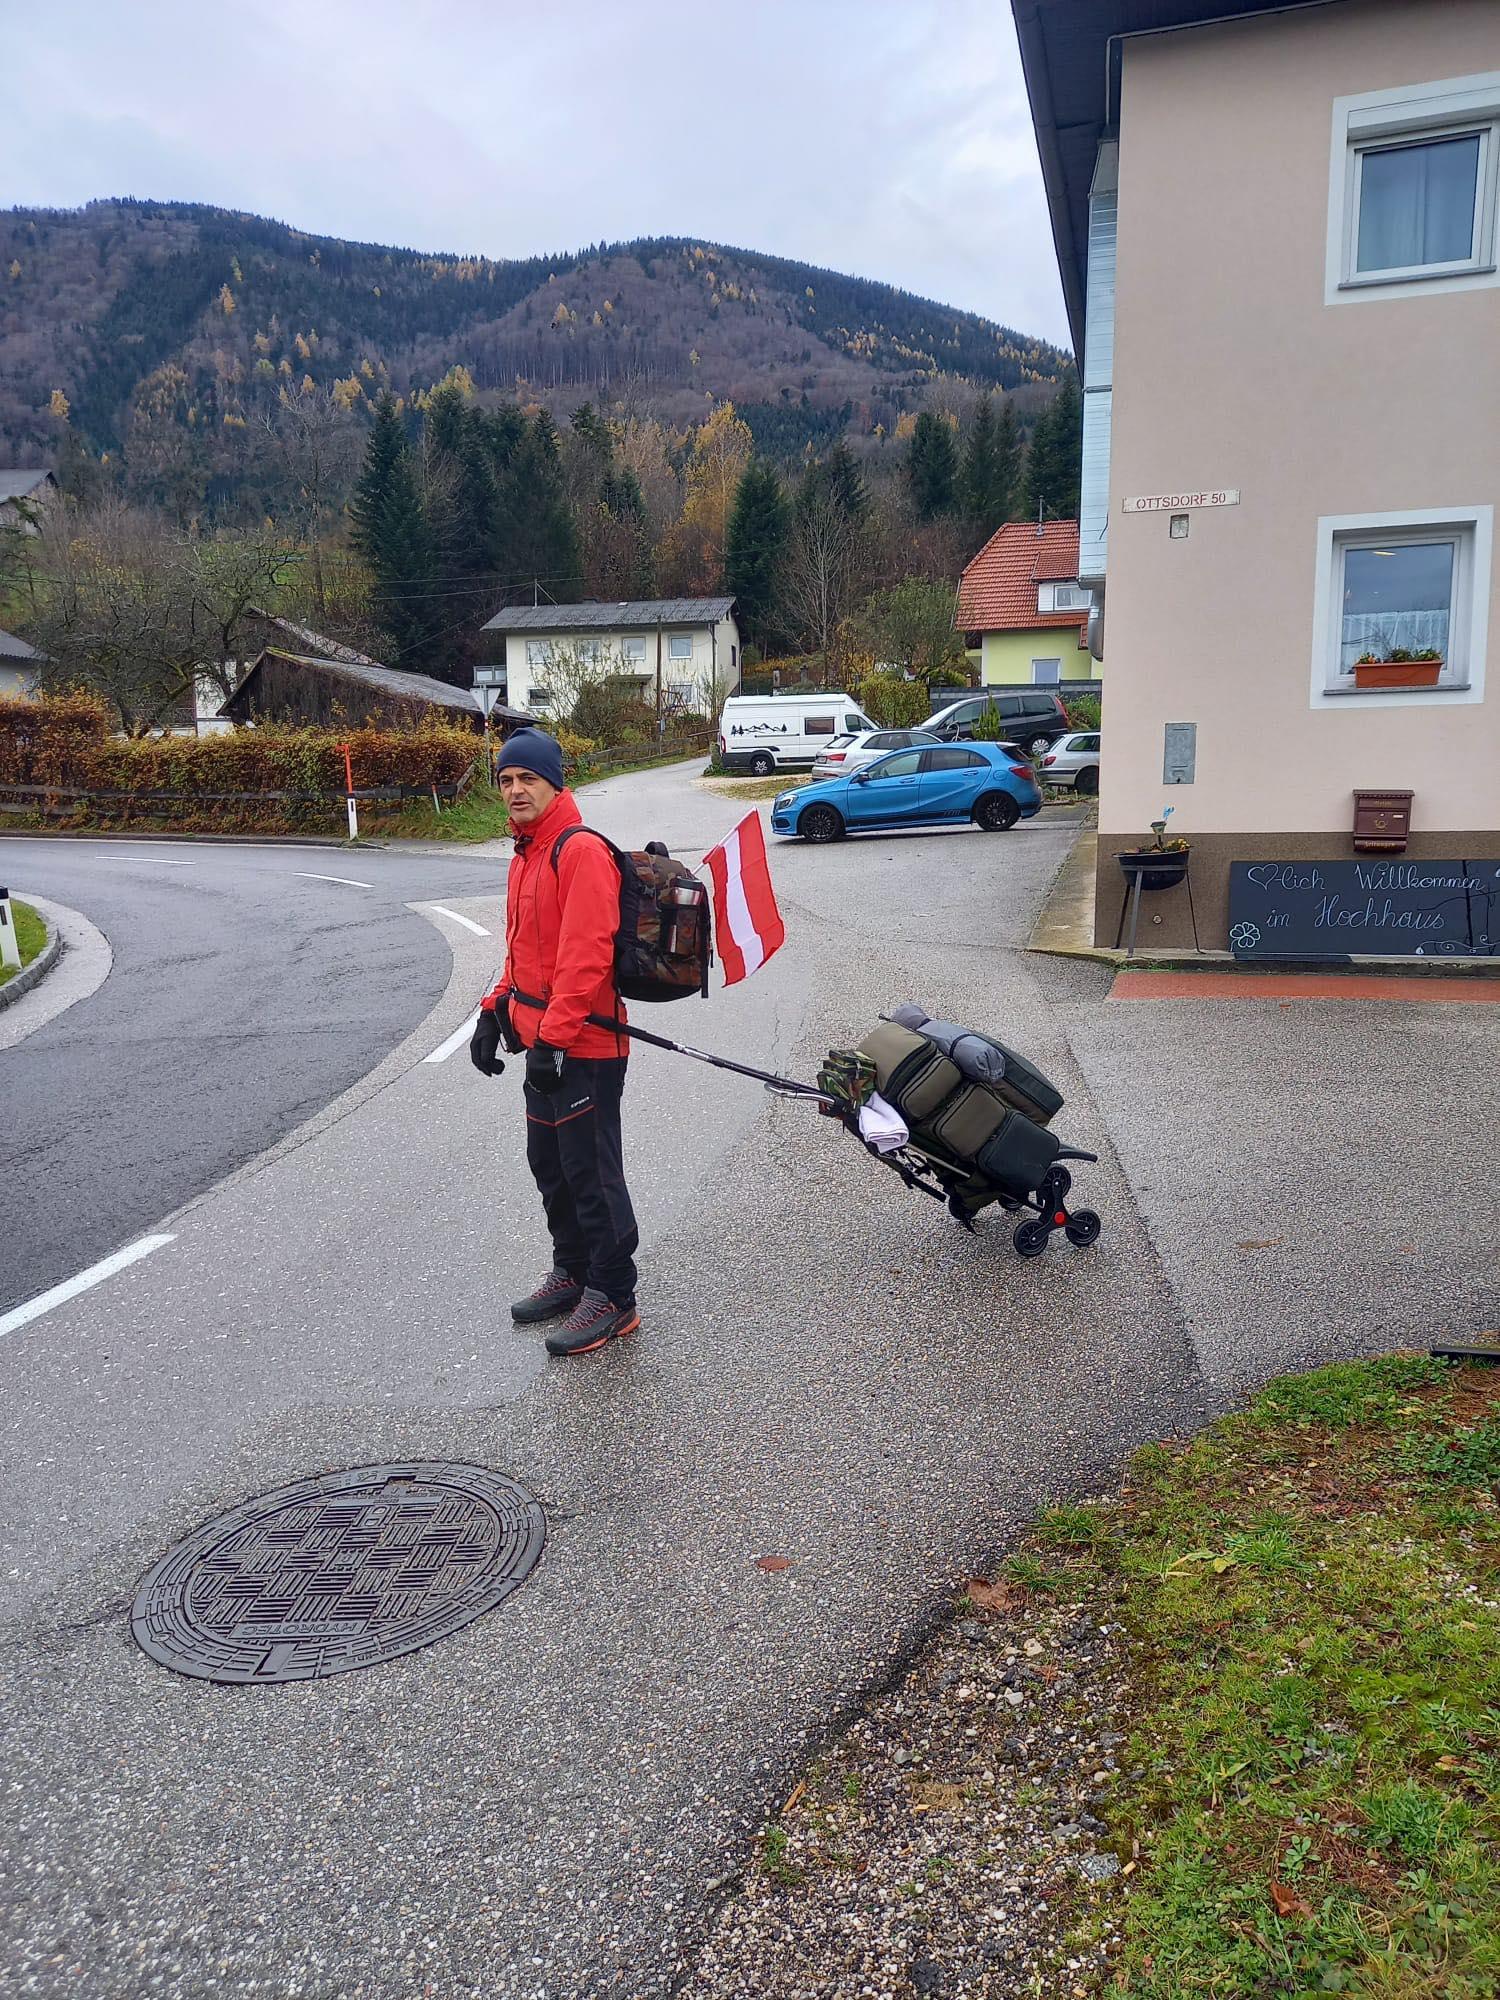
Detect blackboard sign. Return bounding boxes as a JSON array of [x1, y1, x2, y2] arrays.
[[1229, 860, 1499, 960]]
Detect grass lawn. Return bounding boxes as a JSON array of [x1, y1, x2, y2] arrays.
[[701, 774, 809, 803], [1058, 1352, 1500, 1996], [0, 898, 46, 988], [374, 780, 509, 843]]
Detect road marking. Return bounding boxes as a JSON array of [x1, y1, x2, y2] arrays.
[[294, 871, 374, 889], [426, 903, 490, 937], [102, 857, 190, 866], [0, 1234, 176, 1341], [424, 1012, 481, 1063]]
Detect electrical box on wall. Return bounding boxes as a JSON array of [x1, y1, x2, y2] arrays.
[[1163, 722, 1196, 785], [1352, 789, 1413, 853]]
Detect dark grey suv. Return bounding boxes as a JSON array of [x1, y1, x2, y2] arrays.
[[927, 690, 1071, 757]]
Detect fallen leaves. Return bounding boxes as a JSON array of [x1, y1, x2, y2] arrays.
[[1236, 1238, 1284, 1250], [1269, 1879, 1312, 1920], [755, 1554, 794, 1572], [965, 1576, 1021, 1615]]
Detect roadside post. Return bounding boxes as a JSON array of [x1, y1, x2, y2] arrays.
[[0, 888, 19, 971], [473, 668, 505, 785], [341, 742, 357, 841]]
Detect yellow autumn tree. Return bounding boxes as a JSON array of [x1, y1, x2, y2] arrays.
[[49, 389, 70, 421], [657, 401, 752, 592], [218, 284, 235, 316], [7, 260, 20, 281]]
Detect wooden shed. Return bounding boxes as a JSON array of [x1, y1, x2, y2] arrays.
[[219, 650, 533, 734]]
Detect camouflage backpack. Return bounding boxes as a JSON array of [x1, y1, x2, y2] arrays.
[[550, 827, 710, 1003]]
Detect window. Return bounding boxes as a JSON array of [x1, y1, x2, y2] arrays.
[[669, 682, 694, 703], [867, 731, 899, 749], [805, 714, 837, 735], [1328, 74, 1500, 301], [525, 640, 552, 668], [1043, 581, 1091, 611], [530, 687, 553, 710], [868, 749, 923, 778], [574, 639, 603, 666], [1031, 659, 1062, 686], [668, 634, 694, 660], [844, 712, 868, 732], [923, 746, 984, 772], [622, 637, 647, 664], [1310, 506, 1492, 706]]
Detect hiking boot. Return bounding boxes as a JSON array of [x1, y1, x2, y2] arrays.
[[544, 1287, 640, 1358], [511, 1268, 583, 1324]]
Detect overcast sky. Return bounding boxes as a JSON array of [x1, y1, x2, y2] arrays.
[[2, 0, 1068, 348]]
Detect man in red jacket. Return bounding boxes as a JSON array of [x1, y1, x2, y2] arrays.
[[470, 727, 640, 1357]]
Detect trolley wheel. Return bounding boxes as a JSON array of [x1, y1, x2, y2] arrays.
[[1064, 1209, 1102, 1248], [1013, 1217, 1052, 1259], [1041, 1165, 1072, 1202]]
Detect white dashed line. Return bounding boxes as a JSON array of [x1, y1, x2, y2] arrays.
[[0, 1234, 176, 1341], [423, 1012, 481, 1064], [294, 872, 374, 889], [425, 904, 490, 937]]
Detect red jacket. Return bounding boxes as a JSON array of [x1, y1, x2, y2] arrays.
[[486, 789, 626, 1059]]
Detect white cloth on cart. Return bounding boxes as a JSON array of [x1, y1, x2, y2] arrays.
[[857, 1091, 909, 1154]]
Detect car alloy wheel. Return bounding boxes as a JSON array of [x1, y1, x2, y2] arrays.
[[974, 792, 1021, 832], [749, 752, 776, 777], [800, 803, 844, 843], [1025, 732, 1052, 756]]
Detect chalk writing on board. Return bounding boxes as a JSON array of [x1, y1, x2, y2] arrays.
[[1229, 860, 1494, 961]]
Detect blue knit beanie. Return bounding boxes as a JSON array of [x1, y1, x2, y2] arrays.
[[496, 727, 565, 792]]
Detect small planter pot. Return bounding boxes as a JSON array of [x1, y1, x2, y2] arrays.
[[1352, 659, 1443, 689], [1116, 848, 1190, 893]]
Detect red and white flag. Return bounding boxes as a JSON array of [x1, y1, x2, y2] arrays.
[[703, 811, 785, 985]]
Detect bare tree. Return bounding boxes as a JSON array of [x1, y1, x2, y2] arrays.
[[261, 387, 362, 619], [187, 535, 300, 701], [778, 492, 864, 664]]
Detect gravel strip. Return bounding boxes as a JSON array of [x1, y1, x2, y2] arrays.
[[678, 1558, 1135, 2000]]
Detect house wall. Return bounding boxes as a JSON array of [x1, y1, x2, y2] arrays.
[[1097, 0, 1500, 947], [980, 628, 1093, 686], [502, 615, 741, 718], [0, 664, 37, 700]]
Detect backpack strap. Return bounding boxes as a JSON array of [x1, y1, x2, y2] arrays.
[[549, 823, 626, 875]]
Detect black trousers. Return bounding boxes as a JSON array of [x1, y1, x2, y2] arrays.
[[524, 1057, 639, 1305]]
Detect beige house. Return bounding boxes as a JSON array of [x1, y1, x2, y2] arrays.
[[480, 598, 740, 723], [1014, 0, 1500, 951]]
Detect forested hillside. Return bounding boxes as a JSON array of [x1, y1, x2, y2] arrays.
[[0, 200, 1069, 521]]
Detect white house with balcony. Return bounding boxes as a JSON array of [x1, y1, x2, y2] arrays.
[[479, 597, 740, 721]]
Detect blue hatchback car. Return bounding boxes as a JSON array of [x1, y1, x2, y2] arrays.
[[770, 741, 1042, 843]]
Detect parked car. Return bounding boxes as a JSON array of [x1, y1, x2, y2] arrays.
[[718, 692, 875, 774], [1037, 730, 1101, 794], [810, 726, 941, 780], [927, 690, 1071, 756], [770, 741, 1042, 843]]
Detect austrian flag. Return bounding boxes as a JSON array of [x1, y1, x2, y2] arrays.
[[703, 811, 786, 985]]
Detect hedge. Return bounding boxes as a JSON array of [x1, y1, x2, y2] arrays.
[[0, 696, 479, 832]]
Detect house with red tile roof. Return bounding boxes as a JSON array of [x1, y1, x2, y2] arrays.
[[956, 519, 1098, 688]]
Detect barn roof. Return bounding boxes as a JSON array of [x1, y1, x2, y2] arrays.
[[0, 470, 56, 504], [220, 649, 485, 718], [0, 627, 45, 662]]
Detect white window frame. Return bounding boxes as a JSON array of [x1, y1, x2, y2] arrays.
[[667, 633, 694, 661], [621, 636, 647, 664], [1326, 72, 1500, 305], [1048, 582, 1090, 611], [1030, 657, 1062, 687], [524, 639, 552, 668], [1309, 504, 1491, 711]]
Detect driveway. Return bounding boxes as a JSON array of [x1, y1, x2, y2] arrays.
[[1, 771, 1210, 2000]]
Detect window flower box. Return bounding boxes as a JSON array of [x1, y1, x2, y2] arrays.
[[1352, 653, 1443, 690]]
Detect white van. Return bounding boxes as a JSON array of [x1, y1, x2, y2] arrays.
[[718, 692, 875, 775]]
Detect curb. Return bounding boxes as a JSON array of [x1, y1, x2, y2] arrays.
[[0, 830, 383, 849], [0, 912, 61, 1012]]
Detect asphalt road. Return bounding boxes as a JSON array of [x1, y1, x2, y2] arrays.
[[2, 772, 1220, 2000], [0, 837, 507, 1314]]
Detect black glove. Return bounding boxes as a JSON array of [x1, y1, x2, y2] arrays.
[[496, 993, 524, 1055], [469, 1008, 505, 1077], [525, 1040, 567, 1095]]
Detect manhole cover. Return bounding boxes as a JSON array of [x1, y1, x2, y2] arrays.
[[131, 1462, 546, 1684]]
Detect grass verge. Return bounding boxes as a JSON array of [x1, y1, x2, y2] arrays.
[[1076, 1351, 1500, 1996], [373, 780, 509, 843], [0, 898, 46, 988], [700, 775, 809, 803], [683, 1354, 1500, 1999]]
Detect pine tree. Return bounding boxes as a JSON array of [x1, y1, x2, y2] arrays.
[[818, 440, 868, 522], [725, 457, 790, 647], [348, 392, 406, 569], [375, 449, 437, 665], [993, 400, 1022, 523], [906, 412, 958, 520], [960, 394, 1017, 538], [1020, 376, 1082, 524]]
